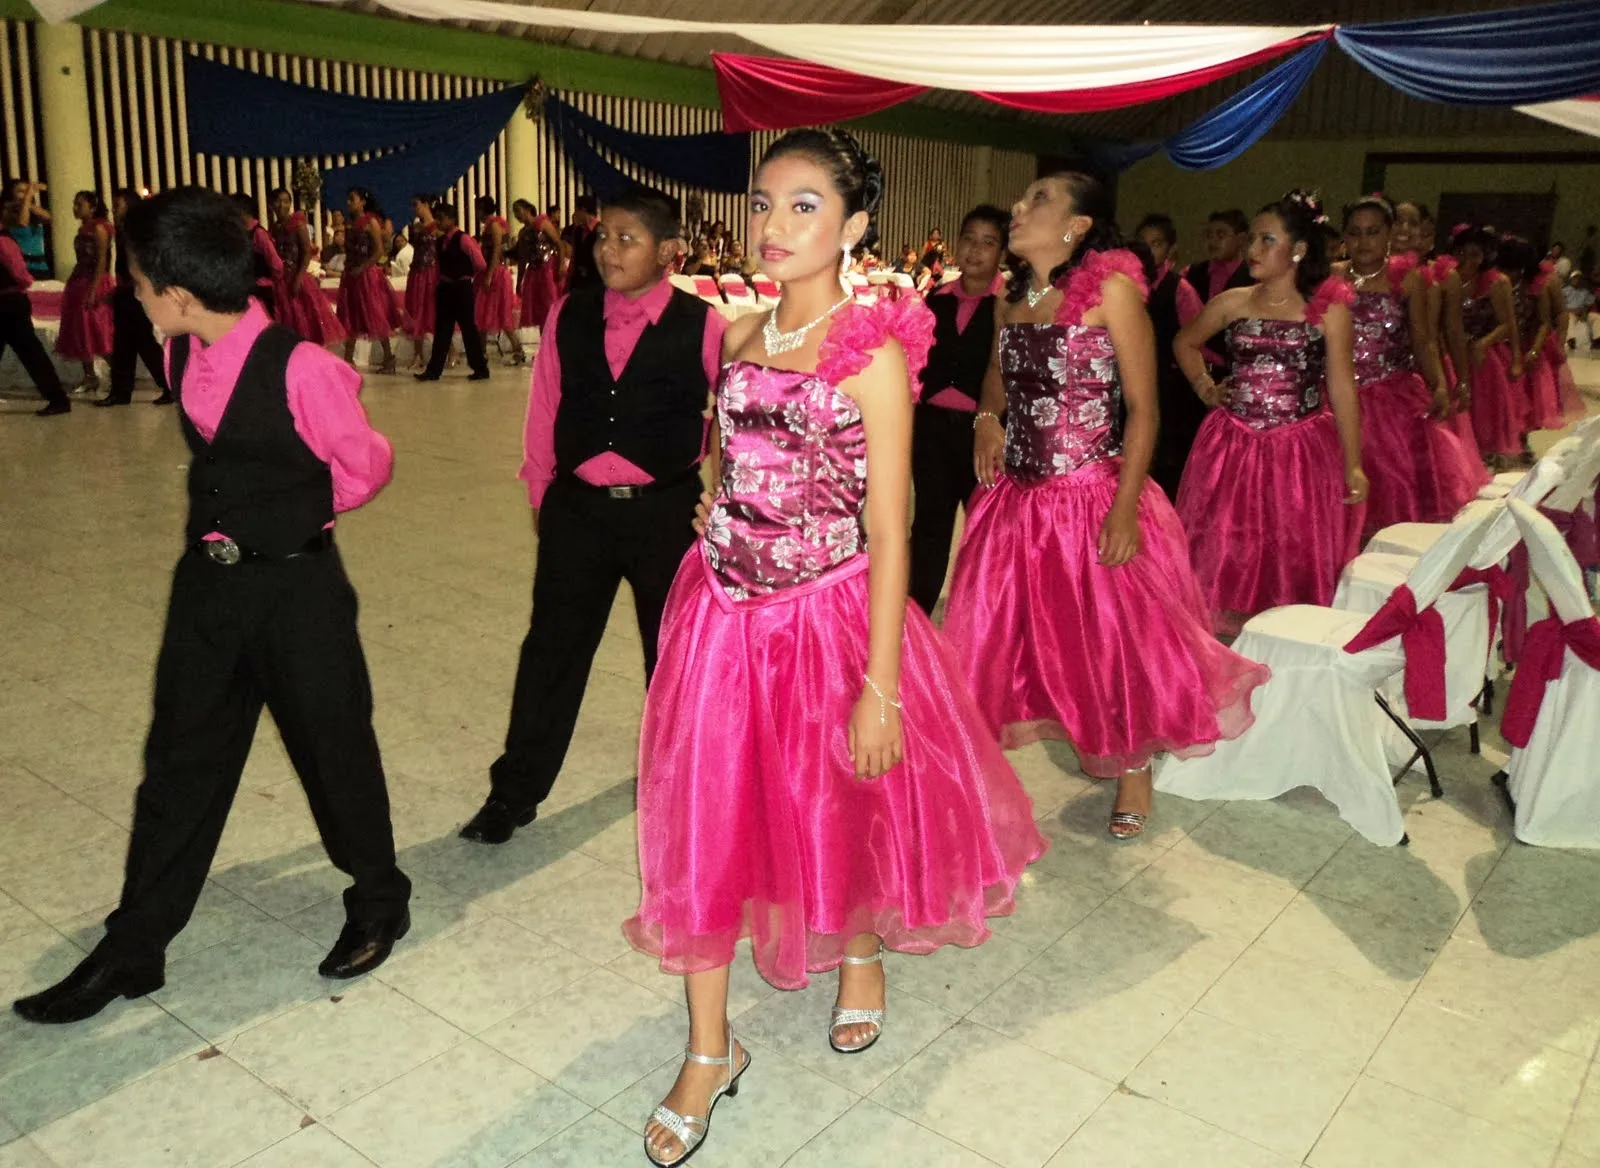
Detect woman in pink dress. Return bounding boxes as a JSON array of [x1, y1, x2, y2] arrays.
[[268, 188, 344, 347], [1175, 190, 1369, 635], [337, 187, 400, 374], [54, 190, 115, 393], [1501, 236, 1584, 434], [511, 198, 560, 339], [403, 195, 439, 371], [942, 171, 1270, 840], [1536, 256, 1586, 424], [1449, 225, 1525, 465], [472, 196, 521, 365], [624, 129, 1045, 1168], [1340, 194, 1486, 536]]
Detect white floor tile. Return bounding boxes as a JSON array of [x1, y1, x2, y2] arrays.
[[1308, 1075, 1559, 1168]]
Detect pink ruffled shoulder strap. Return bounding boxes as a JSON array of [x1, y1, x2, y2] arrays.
[[816, 294, 937, 400], [1387, 251, 1421, 294], [1053, 248, 1149, 327], [1531, 259, 1556, 296], [1427, 253, 1458, 286], [1306, 275, 1356, 326]]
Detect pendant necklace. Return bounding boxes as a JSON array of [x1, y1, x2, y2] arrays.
[[1025, 282, 1053, 309], [1352, 264, 1386, 289], [762, 293, 852, 356]]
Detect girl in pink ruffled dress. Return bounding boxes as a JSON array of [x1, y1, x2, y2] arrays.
[[269, 188, 344, 348], [54, 190, 115, 393], [1501, 237, 1585, 433], [1175, 190, 1370, 635], [1449, 225, 1525, 464], [943, 172, 1269, 840], [472, 196, 521, 365], [624, 129, 1045, 1168], [512, 198, 560, 338], [1340, 195, 1486, 536], [337, 187, 400, 374], [403, 196, 439, 371]]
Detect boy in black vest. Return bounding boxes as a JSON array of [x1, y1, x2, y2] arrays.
[[909, 204, 1008, 615], [1180, 208, 1254, 378], [462, 185, 724, 844], [416, 201, 490, 381], [14, 188, 411, 1025], [1138, 213, 1208, 501], [0, 221, 70, 415]]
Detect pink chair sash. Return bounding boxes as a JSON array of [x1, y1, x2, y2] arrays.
[[1342, 584, 1449, 720], [1500, 615, 1600, 747]]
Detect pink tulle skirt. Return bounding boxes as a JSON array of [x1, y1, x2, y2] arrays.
[[1468, 343, 1528, 457], [624, 550, 1047, 991], [278, 272, 345, 347], [1359, 370, 1489, 537], [519, 263, 558, 331], [1177, 409, 1363, 636], [944, 460, 1270, 776], [336, 265, 401, 341], [1532, 332, 1586, 430], [1440, 355, 1481, 452], [55, 273, 115, 360], [404, 266, 437, 338], [476, 265, 518, 334]]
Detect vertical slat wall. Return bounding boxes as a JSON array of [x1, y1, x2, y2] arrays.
[[0, 20, 45, 191]]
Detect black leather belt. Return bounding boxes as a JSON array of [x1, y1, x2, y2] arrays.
[[557, 467, 701, 500], [191, 530, 333, 565]]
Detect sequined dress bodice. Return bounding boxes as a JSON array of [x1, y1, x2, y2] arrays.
[[1512, 285, 1540, 347], [1351, 285, 1415, 383], [1461, 282, 1499, 341], [1224, 317, 1326, 430], [703, 360, 869, 600], [346, 219, 376, 267], [999, 323, 1123, 482], [410, 220, 437, 271], [71, 223, 103, 279], [272, 220, 304, 273]]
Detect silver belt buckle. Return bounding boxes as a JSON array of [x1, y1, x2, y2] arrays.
[[607, 485, 638, 500], [205, 538, 242, 565]]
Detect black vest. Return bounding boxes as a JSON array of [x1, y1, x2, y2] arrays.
[[437, 229, 475, 281], [919, 291, 995, 407], [1182, 259, 1254, 374], [1148, 271, 1182, 374], [552, 286, 711, 481], [172, 324, 335, 555]]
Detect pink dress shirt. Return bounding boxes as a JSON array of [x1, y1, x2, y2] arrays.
[[439, 227, 487, 278], [0, 234, 33, 291], [925, 273, 1005, 412], [164, 302, 393, 537], [520, 278, 726, 508]]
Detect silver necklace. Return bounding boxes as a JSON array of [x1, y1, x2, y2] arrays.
[[1025, 282, 1053, 309], [1352, 263, 1386, 288], [762, 293, 851, 355]]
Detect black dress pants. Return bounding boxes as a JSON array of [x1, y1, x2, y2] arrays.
[[106, 284, 168, 402], [488, 475, 700, 810], [1151, 367, 1209, 502], [423, 279, 489, 378], [98, 546, 410, 968], [909, 402, 979, 615], [0, 292, 67, 407]]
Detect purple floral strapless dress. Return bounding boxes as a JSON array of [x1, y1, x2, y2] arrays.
[[1350, 258, 1486, 534], [944, 248, 1268, 778], [624, 297, 1045, 991], [1176, 277, 1364, 635]]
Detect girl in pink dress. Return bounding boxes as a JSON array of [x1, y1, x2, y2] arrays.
[[1450, 225, 1525, 465], [55, 190, 115, 392], [472, 196, 521, 364], [943, 172, 1270, 840], [1340, 195, 1486, 536], [269, 188, 344, 347], [1501, 236, 1585, 433], [1536, 257, 1586, 424], [624, 129, 1045, 1168], [1175, 191, 1369, 635], [403, 195, 439, 371], [337, 187, 400, 374], [511, 198, 560, 338]]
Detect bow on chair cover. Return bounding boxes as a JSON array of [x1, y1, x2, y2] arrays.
[[1342, 585, 1449, 720], [1500, 615, 1600, 747]]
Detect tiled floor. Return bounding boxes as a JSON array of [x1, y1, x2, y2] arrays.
[[1, 358, 1598, 1168]]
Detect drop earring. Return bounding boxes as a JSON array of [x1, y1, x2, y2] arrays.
[[840, 241, 853, 286]]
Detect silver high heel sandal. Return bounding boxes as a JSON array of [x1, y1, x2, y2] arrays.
[[643, 1025, 749, 1167], [829, 947, 886, 1055]]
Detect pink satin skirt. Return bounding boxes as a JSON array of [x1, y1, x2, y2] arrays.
[[55, 273, 115, 360], [404, 266, 437, 338], [475, 265, 518, 334], [1529, 332, 1586, 431], [624, 549, 1047, 990], [1359, 370, 1489, 538], [519, 263, 558, 330], [1468, 343, 1528, 457], [278, 271, 344, 346], [336, 265, 401, 340]]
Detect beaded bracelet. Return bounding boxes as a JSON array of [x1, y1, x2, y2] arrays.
[[973, 410, 1002, 431], [863, 673, 903, 726]]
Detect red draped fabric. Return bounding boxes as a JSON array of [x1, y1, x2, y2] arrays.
[[1500, 615, 1600, 747], [1342, 584, 1450, 721]]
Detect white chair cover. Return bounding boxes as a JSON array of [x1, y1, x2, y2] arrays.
[[1364, 453, 1572, 559], [1157, 506, 1498, 845], [1504, 500, 1600, 849]]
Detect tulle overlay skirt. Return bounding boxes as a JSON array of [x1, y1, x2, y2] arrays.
[[1440, 355, 1482, 453], [336, 265, 402, 340], [1359, 370, 1489, 537], [1530, 333, 1585, 430], [519, 263, 558, 330], [476, 265, 518, 334], [1468, 344, 1528, 457], [404, 267, 437, 338], [278, 272, 345, 346], [55, 273, 115, 360], [1177, 409, 1363, 636], [944, 460, 1270, 776], [624, 550, 1047, 990]]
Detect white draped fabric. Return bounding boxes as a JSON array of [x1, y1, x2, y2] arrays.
[[25, 0, 109, 20], [1517, 97, 1600, 138]]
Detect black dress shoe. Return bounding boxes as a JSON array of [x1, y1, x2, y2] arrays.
[[413, 373, 440, 382], [459, 797, 537, 845], [467, 371, 491, 381], [318, 911, 410, 979], [35, 400, 71, 416], [93, 396, 131, 407], [151, 391, 174, 405], [13, 954, 164, 1024]]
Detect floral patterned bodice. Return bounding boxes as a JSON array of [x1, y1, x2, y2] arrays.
[[71, 220, 108, 279], [1512, 284, 1540, 349], [1461, 270, 1502, 341], [272, 214, 305, 273], [346, 214, 378, 268], [1000, 324, 1122, 482], [1222, 277, 1351, 430], [410, 219, 437, 271], [701, 297, 934, 601], [1350, 258, 1417, 384]]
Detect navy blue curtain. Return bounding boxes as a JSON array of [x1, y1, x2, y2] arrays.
[[544, 95, 751, 194], [1336, 0, 1600, 105], [545, 98, 640, 201], [1164, 42, 1327, 170]]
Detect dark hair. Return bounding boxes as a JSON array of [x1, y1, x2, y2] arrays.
[[1496, 235, 1540, 282], [411, 192, 437, 206], [758, 127, 885, 250], [1208, 209, 1249, 234], [432, 201, 459, 224], [1134, 213, 1177, 247], [268, 187, 293, 205], [575, 195, 598, 217], [230, 192, 260, 220], [960, 204, 1011, 250], [76, 189, 109, 219], [1342, 193, 1394, 229], [1256, 189, 1334, 298], [122, 186, 254, 312], [602, 184, 682, 241], [475, 195, 499, 216], [347, 186, 381, 219], [1007, 171, 1147, 303], [546, 203, 559, 216], [1450, 224, 1499, 263], [511, 198, 537, 220], [113, 187, 142, 208]]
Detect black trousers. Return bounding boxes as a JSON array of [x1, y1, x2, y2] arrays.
[[98, 546, 410, 968], [1150, 366, 1209, 502], [423, 279, 488, 377], [107, 284, 167, 402], [909, 403, 979, 615], [0, 292, 67, 406], [489, 475, 700, 809]]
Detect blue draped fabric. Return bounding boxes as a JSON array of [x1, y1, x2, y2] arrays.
[[545, 98, 641, 201], [1336, 0, 1600, 105], [1164, 41, 1327, 170], [545, 96, 751, 194]]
